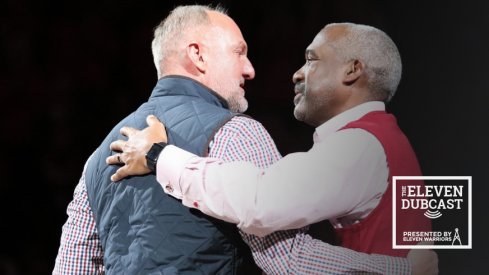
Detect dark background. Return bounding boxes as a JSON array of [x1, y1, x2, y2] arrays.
[[1, 0, 487, 274]]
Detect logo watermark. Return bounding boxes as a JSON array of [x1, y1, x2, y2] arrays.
[[393, 176, 472, 249]]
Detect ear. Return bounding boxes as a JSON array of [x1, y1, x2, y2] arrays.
[[343, 59, 364, 85], [186, 43, 205, 73]]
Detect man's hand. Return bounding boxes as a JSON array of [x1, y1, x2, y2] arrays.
[[408, 241, 439, 275], [106, 115, 167, 181]]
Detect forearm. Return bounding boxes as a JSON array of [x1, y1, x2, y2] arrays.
[[157, 143, 379, 237], [240, 228, 412, 275], [157, 145, 262, 225]]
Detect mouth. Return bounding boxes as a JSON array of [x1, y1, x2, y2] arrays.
[[294, 83, 305, 105], [294, 93, 303, 106], [236, 82, 245, 96]]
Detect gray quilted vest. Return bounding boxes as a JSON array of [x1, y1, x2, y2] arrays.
[[85, 76, 259, 274]]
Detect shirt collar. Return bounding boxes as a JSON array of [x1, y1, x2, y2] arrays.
[[313, 101, 385, 142]]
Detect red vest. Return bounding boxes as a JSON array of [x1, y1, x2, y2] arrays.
[[334, 111, 431, 257]]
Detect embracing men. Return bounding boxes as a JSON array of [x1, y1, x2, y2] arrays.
[[55, 4, 437, 275]]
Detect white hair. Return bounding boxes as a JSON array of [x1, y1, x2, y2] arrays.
[[325, 23, 402, 102], [151, 5, 228, 78]]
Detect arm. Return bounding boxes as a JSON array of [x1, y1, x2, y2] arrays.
[[241, 228, 411, 275], [108, 115, 387, 236], [53, 159, 104, 274], [241, 228, 438, 275], [157, 128, 386, 237]]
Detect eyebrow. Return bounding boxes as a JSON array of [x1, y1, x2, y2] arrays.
[[236, 41, 248, 54]]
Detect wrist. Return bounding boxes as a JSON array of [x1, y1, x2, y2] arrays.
[[145, 142, 167, 173]]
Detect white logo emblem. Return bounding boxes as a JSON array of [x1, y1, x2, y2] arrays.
[[393, 176, 472, 249]]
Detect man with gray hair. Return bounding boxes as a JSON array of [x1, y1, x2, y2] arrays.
[[54, 5, 262, 274], [108, 22, 437, 274]]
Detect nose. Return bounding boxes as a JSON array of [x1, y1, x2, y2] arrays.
[[243, 57, 255, 80], [292, 65, 304, 84]]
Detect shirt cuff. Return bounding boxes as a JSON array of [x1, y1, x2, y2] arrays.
[[156, 145, 197, 199]]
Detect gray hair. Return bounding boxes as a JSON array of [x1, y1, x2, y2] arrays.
[[325, 23, 402, 102], [151, 5, 228, 78]]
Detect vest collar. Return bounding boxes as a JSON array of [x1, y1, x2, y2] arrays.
[[150, 75, 229, 109]]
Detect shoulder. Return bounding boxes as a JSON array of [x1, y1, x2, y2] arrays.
[[220, 115, 270, 137], [322, 128, 386, 161], [210, 115, 281, 167], [334, 128, 382, 143], [213, 115, 274, 146]]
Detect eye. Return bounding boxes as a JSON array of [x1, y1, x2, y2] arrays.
[[234, 46, 247, 56], [305, 57, 317, 64], [236, 49, 246, 56]]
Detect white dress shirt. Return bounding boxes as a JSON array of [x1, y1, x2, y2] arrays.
[[157, 101, 389, 237]]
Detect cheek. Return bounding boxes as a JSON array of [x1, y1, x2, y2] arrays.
[[304, 63, 321, 86], [227, 63, 244, 83], [303, 72, 320, 96], [305, 65, 336, 96]]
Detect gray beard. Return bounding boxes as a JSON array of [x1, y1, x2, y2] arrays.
[[227, 94, 248, 113]]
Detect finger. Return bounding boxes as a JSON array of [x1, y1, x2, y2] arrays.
[[106, 154, 124, 165], [111, 166, 129, 182], [120, 126, 138, 137], [110, 140, 126, 151]]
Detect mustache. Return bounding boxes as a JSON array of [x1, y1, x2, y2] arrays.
[[294, 83, 305, 94]]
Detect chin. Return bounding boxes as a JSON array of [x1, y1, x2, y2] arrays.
[[228, 97, 248, 113], [237, 100, 248, 113], [293, 109, 305, 122]]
